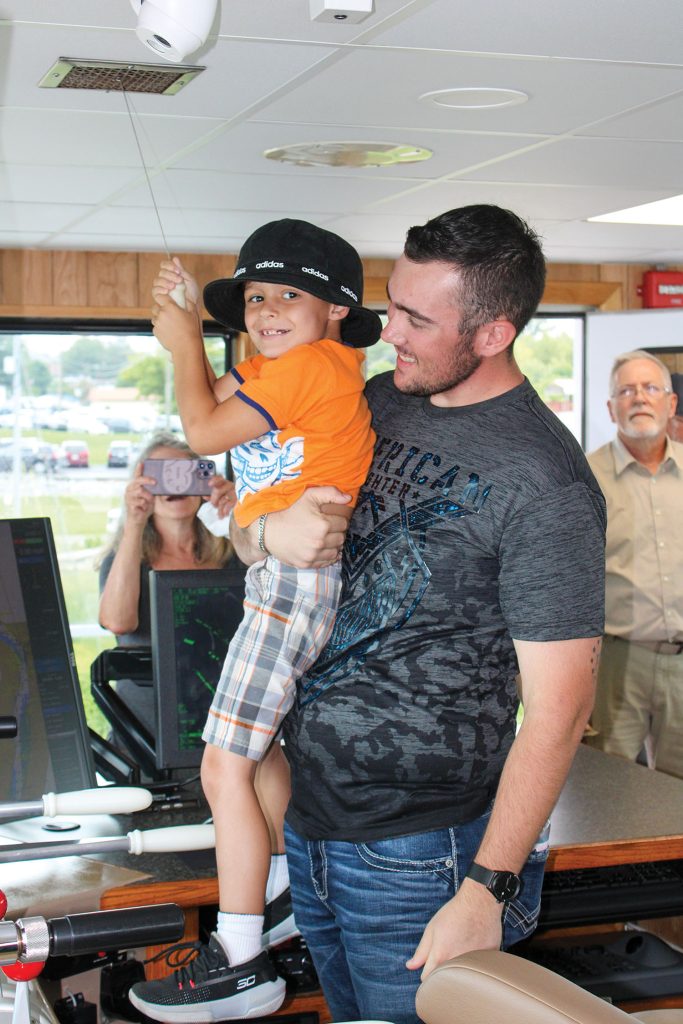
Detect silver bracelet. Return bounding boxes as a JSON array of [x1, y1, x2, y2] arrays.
[[257, 513, 269, 554]]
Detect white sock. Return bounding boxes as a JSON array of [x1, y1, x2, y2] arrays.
[[265, 853, 290, 903], [216, 912, 264, 966]]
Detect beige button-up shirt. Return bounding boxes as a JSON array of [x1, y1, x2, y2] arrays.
[[587, 435, 683, 643]]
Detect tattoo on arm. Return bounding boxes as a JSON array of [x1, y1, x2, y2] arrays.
[[590, 638, 602, 683]]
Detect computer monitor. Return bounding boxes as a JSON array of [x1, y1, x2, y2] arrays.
[[0, 517, 97, 801], [150, 564, 247, 771]]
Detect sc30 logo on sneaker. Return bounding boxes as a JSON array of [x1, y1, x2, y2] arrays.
[[236, 975, 256, 991]]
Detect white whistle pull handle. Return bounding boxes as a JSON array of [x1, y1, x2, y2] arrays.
[[127, 824, 216, 855], [42, 787, 153, 817], [169, 282, 186, 309]]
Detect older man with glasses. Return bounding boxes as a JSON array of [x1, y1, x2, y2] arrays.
[[585, 349, 683, 777]]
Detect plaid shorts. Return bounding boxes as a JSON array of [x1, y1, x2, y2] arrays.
[[202, 557, 341, 760]]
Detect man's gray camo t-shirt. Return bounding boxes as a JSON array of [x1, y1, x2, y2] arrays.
[[283, 375, 606, 842]]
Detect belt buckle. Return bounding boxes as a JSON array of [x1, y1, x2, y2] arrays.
[[656, 640, 683, 655]]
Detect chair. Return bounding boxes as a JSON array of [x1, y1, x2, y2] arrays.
[[415, 950, 683, 1024], [90, 647, 159, 782]]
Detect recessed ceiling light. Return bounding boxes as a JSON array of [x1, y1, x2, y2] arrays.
[[420, 87, 529, 110], [589, 195, 683, 226], [263, 141, 433, 168]]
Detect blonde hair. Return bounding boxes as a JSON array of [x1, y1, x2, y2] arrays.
[[99, 431, 233, 568]]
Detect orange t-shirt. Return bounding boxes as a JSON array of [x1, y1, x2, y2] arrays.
[[230, 339, 375, 527]]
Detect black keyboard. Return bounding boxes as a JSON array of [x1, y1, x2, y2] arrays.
[[520, 930, 683, 1001], [539, 859, 683, 928]]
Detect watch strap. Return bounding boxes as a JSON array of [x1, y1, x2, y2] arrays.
[[466, 861, 497, 888], [466, 861, 521, 903]]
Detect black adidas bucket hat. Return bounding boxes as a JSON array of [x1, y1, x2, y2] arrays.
[[203, 219, 382, 348]]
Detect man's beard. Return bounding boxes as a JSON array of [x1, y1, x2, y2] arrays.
[[619, 407, 666, 440], [395, 334, 481, 397]]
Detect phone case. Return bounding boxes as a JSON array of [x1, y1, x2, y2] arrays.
[[142, 458, 216, 496]]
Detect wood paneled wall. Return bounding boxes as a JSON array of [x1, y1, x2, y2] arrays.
[[0, 250, 237, 320], [1, 247, 681, 322]]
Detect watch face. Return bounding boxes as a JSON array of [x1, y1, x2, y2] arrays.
[[492, 871, 522, 902]]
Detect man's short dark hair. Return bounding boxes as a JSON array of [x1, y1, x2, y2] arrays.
[[404, 205, 546, 340]]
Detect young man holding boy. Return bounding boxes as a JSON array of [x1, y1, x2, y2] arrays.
[[230, 205, 606, 1024]]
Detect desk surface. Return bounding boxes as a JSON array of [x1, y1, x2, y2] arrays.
[[3, 744, 683, 919], [97, 745, 683, 897], [0, 800, 217, 917], [548, 744, 683, 871]]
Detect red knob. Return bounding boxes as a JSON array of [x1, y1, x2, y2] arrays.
[[0, 888, 7, 919], [2, 962, 45, 981]]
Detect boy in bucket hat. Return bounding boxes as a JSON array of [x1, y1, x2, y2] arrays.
[[129, 220, 381, 1022]]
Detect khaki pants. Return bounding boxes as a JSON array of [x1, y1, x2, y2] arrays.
[[584, 634, 683, 779]]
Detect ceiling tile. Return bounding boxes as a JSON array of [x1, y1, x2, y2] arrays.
[[371, 0, 683, 64]]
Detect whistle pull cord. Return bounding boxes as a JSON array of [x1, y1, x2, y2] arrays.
[[122, 88, 186, 309]]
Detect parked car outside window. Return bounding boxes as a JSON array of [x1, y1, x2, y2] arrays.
[[59, 440, 90, 468], [106, 440, 133, 468], [0, 437, 59, 472]]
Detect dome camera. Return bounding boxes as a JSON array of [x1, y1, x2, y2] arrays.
[[130, 0, 218, 63]]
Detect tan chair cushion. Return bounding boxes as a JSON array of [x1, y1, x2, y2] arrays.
[[632, 1014, 683, 1023], [416, 950, 636, 1023]]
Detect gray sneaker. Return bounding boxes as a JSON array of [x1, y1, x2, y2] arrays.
[[262, 888, 300, 948], [128, 934, 286, 1022]]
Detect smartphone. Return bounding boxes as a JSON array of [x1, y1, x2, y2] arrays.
[[142, 458, 217, 496]]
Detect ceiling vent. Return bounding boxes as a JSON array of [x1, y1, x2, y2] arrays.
[[38, 57, 203, 95]]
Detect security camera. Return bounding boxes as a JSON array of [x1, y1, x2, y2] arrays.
[[130, 0, 218, 63]]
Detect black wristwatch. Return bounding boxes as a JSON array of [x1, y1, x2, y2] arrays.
[[466, 862, 522, 903]]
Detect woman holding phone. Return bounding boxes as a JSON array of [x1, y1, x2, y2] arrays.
[[97, 431, 236, 746]]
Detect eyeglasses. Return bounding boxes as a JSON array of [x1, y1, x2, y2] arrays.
[[612, 383, 672, 400]]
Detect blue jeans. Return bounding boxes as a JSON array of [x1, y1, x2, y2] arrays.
[[284, 809, 549, 1024]]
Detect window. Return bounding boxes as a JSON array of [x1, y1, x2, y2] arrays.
[[0, 325, 231, 732], [516, 316, 584, 443]]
